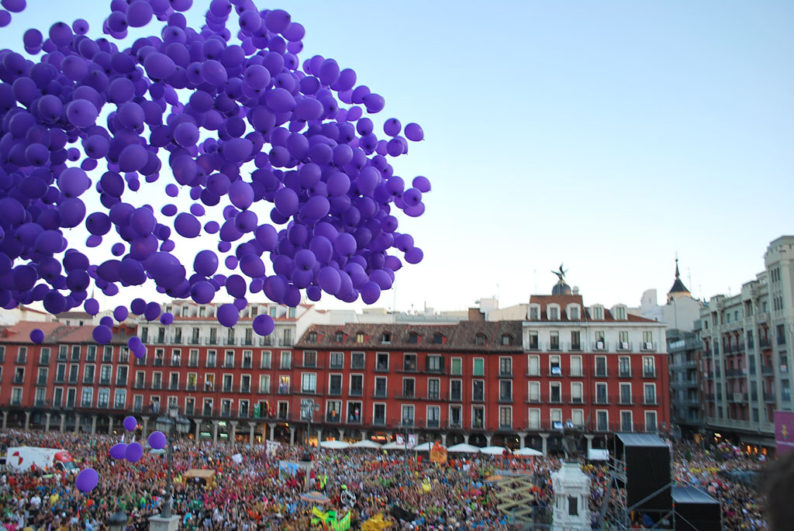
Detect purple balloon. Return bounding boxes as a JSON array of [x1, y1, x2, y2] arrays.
[[29, 328, 44, 344], [147, 430, 167, 450], [125, 442, 144, 463], [217, 303, 239, 327], [123, 416, 138, 431], [75, 468, 98, 493], [253, 314, 275, 336], [109, 443, 127, 460]]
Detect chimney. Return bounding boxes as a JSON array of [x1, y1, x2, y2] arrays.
[[468, 308, 484, 321]]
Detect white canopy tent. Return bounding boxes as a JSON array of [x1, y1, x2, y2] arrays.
[[480, 446, 511, 456], [352, 440, 383, 449], [319, 440, 350, 450], [513, 447, 543, 457], [447, 443, 481, 453], [382, 440, 406, 450]]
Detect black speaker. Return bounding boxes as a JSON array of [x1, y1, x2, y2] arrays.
[[672, 486, 721, 531], [616, 433, 672, 514]]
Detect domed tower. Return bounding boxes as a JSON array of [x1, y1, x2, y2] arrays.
[[667, 258, 691, 304], [551, 264, 572, 295]]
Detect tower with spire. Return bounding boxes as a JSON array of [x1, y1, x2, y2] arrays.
[[667, 257, 691, 304]]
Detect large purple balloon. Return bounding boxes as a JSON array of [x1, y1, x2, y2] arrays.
[[109, 443, 127, 460], [75, 468, 99, 493], [123, 416, 138, 432], [125, 442, 144, 463], [147, 430, 167, 450]]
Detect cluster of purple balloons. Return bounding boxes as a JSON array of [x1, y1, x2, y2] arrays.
[[108, 415, 149, 464], [0, 0, 430, 339]]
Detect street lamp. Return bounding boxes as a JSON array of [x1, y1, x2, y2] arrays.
[[154, 404, 190, 519]]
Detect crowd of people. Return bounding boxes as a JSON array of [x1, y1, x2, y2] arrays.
[[0, 429, 775, 530]]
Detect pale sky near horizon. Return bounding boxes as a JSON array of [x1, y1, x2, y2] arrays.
[[3, 1, 792, 315]]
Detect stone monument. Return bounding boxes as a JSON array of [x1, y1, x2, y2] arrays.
[[552, 422, 592, 530]]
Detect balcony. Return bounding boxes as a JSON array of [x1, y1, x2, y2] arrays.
[[116, 378, 127, 386], [10, 398, 22, 406], [725, 368, 745, 378], [448, 421, 462, 429], [594, 370, 608, 379], [618, 370, 632, 379], [169, 383, 180, 391], [570, 342, 582, 352], [764, 392, 776, 403], [426, 419, 440, 428], [223, 363, 235, 369], [372, 390, 388, 399], [729, 392, 748, 403], [641, 342, 656, 352], [12, 375, 24, 384], [375, 364, 389, 373], [153, 358, 164, 367], [347, 414, 362, 424], [242, 360, 252, 369], [644, 397, 658, 406], [34, 399, 48, 408], [498, 394, 513, 403], [151, 383, 162, 390], [241, 385, 251, 393], [642, 370, 657, 379], [99, 377, 111, 385], [133, 381, 145, 390], [618, 396, 633, 406], [35, 378, 47, 386], [617, 342, 632, 352], [38, 356, 50, 366], [499, 369, 513, 378], [594, 396, 609, 405], [372, 417, 386, 426], [349, 388, 363, 397]]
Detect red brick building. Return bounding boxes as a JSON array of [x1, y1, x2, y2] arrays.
[[0, 290, 669, 455]]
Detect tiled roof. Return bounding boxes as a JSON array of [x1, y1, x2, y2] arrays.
[[0, 321, 131, 345], [296, 321, 524, 352]]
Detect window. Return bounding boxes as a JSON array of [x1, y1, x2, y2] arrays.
[[499, 406, 512, 429], [528, 355, 540, 376], [97, 388, 110, 408], [499, 357, 512, 377], [473, 380, 484, 401], [642, 331, 654, 349], [171, 349, 182, 367], [472, 406, 484, 429], [597, 410, 608, 431], [69, 364, 78, 383], [570, 356, 582, 377], [333, 330, 344, 343], [548, 305, 559, 320], [529, 305, 540, 320], [550, 331, 560, 350], [551, 409, 562, 430], [114, 389, 126, 409], [356, 332, 365, 343], [71, 345, 80, 361], [189, 349, 199, 367], [595, 356, 607, 377], [329, 352, 344, 369], [376, 352, 389, 371], [645, 411, 657, 432], [86, 345, 96, 362], [569, 305, 580, 321], [280, 351, 291, 369], [596, 383, 608, 404], [350, 374, 363, 396], [224, 350, 235, 368], [55, 364, 65, 383], [644, 383, 656, 405], [426, 355, 442, 372], [374, 376, 387, 398], [568, 496, 578, 517], [528, 331, 539, 350], [449, 405, 462, 428], [550, 356, 562, 376], [226, 328, 235, 346], [174, 328, 182, 344], [475, 333, 486, 345], [473, 358, 484, 376], [618, 331, 629, 350], [408, 331, 419, 344], [351, 352, 365, 369], [133, 395, 143, 413], [528, 381, 540, 403], [347, 401, 362, 423], [14, 367, 24, 384], [619, 356, 631, 377], [450, 379, 462, 401], [373, 403, 386, 425], [83, 365, 95, 384], [501, 334, 512, 346], [303, 351, 317, 368], [428, 378, 440, 400], [99, 365, 111, 385], [278, 375, 290, 394], [402, 378, 415, 398], [550, 382, 561, 403], [327, 374, 342, 395], [58, 345, 67, 361], [427, 405, 440, 427], [207, 350, 217, 368], [621, 411, 633, 432], [595, 331, 605, 350], [572, 409, 584, 427], [619, 383, 632, 405], [260, 350, 271, 369], [529, 408, 540, 429], [154, 348, 165, 366], [403, 353, 417, 371], [401, 405, 415, 426], [451, 357, 462, 375], [301, 373, 317, 393], [380, 332, 392, 344], [116, 366, 128, 386], [81, 387, 93, 408], [432, 332, 444, 344], [570, 331, 581, 350], [499, 380, 512, 401], [642, 357, 656, 378], [222, 374, 233, 393], [571, 382, 583, 403], [615, 306, 627, 320], [36, 367, 48, 386], [326, 401, 342, 422]]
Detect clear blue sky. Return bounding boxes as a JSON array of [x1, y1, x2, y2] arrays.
[[4, 1, 793, 313]]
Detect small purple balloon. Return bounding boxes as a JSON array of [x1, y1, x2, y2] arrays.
[[109, 443, 127, 460], [123, 416, 138, 432], [29, 328, 44, 344], [125, 442, 144, 463]]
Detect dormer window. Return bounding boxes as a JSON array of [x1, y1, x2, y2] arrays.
[[433, 333, 444, 345], [568, 305, 580, 321], [591, 306, 604, 320], [529, 305, 540, 320], [408, 332, 419, 344], [335, 331, 344, 343], [548, 305, 560, 321], [614, 306, 627, 320], [475, 333, 486, 346], [307, 331, 317, 343], [381, 332, 392, 344], [501, 334, 512, 346], [356, 332, 365, 344], [250, 306, 258, 318]]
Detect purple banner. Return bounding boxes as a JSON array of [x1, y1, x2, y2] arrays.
[[774, 411, 794, 455]]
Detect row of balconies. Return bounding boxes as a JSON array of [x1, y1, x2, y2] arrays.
[[140, 336, 293, 348], [526, 341, 657, 353]]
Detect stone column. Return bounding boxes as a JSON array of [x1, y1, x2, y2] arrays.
[[24, 411, 31, 430], [540, 433, 549, 457], [485, 433, 493, 447], [248, 422, 256, 446], [289, 426, 295, 445], [44, 412, 51, 432], [142, 417, 149, 437], [91, 415, 97, 435], [212, 420, 219, 444], [441, 433, 447, 446], [360, 430, 367, 441], [108, 416, 114, 435], [268, 422, 276, 441], [74, 413, 81, 433], [317, 428, 323, 443], [59, 413, 65, 432], [337, 427, 344, 440], [518, 432, 527, 448], [229, 420, 238, 444], [463, 434, 470, 444], [2, 411, 8, 429], [194, 421, 201, 440], [585, 434, 594, 454]]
